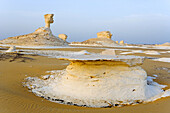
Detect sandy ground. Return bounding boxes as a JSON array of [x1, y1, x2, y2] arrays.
[[0, 48, 170, 113]]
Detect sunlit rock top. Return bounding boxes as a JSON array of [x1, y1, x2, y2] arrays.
[[44, 14, 54, 28], [97, 31, 112, 39]]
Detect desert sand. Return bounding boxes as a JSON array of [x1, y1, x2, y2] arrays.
[[0, 46, 170, 113]]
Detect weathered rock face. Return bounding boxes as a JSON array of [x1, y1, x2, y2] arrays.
[[44, 14, 54, 28], [58, 34, 67, 41], [0, 14, 69, 46], [97, 31, 112, 39]]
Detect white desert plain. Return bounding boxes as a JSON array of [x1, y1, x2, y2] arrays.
[[0, 14, 170, 113]]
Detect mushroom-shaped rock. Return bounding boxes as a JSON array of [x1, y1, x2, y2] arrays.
[[58, 34, 68, 41], [25, 54, 168, 107]]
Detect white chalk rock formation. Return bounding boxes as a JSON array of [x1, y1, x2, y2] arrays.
[[6, 46, 16, 52], [0, 14, 69, 46], [24, 54, 169, 107], [71, 31, 120, 47]]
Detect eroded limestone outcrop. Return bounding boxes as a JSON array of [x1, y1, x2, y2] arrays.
[[44, 14, 54, 28], [97, 31, 112, 39], [0, 14, 69, 46], [71, 31, 120, 47], [24, 54, 169, 107]]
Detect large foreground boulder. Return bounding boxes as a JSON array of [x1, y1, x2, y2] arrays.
[[24, 54, 170, 107]]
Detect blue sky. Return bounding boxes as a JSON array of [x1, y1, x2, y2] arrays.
[[0, 0, 170, 44]]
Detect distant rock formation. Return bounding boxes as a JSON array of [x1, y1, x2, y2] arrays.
[[58, 34, 67, 41], [44, 14, 54, 28], [156, 42, 170, 46], [0, 14, 69, 46], [97, 31, 112, 39], [71, 31, 120, 47]]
